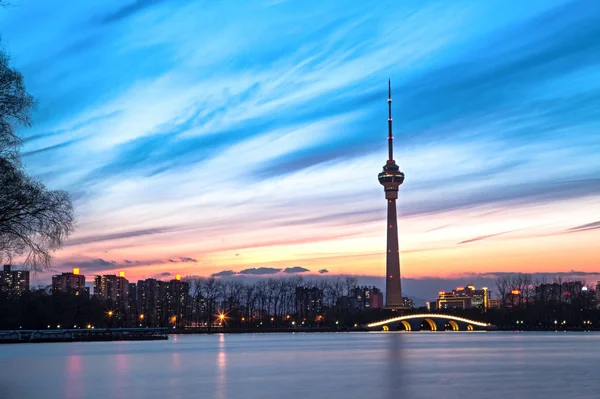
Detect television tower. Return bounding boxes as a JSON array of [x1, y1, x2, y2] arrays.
[[378, 80, 405, 309]]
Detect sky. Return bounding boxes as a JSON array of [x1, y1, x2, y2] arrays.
[[1, 0, 599, 298]]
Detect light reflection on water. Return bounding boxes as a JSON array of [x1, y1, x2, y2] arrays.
[[0, 332, 598, 399], [217, 333, 227, 399], [65, 354, 83, 399]]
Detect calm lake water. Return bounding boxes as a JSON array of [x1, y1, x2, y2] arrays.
[[0, 332, 598, 399]]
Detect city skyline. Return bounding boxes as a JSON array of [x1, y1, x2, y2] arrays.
[[1, 0, 599, 287]]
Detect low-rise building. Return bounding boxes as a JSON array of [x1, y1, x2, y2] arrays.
[[370, 288, 384, 309], [487, 298, 501, 309]]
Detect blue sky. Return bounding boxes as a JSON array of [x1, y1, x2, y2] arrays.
[[1, 0, 599, 297]]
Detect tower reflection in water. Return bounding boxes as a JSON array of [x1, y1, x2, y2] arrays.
[[384, 334, 409, 399]]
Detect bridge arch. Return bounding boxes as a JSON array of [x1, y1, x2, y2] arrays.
[[399, 320, 411, 331], [447, 320, 459, 331], [421, 318, 437, 331]]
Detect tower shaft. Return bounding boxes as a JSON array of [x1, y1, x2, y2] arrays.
[[385, 198, 403, 307]]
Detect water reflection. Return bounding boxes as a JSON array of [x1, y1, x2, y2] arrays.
[[65, 353, 84, 399], [172, 352, 181, 370], [115, 351, 128, 373], [2, 333, 600, 399], [384, 333, 408, 399], [216, 334, 227, 399], [112, 351, 129, 397]]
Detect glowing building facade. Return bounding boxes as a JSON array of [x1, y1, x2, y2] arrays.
[[436, 285, 491, 310]]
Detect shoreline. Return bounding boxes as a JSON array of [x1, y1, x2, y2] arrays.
[[3, 326, 600, 344]]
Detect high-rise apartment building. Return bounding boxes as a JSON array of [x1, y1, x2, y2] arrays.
[[137, 278, 160, 325], [52, 268, 86, 296], [94, 274, 119, 301], [0, 265, 30, 297], [296, 286, 323, 319]]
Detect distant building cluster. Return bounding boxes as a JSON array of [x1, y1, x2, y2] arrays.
[[51, 268, 190, 327], [295, 285, 413, 320], [502, 280, 597, 309], [340, 286, 386, 311], [426, 280, 600, 312]]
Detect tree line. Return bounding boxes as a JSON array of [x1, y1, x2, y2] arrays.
[[183, 275, 362, 329]]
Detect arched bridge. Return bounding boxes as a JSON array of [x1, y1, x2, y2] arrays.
[[367, 314, 493, 332]]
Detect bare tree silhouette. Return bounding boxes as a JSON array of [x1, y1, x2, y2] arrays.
[[0, 45, 74, 270]]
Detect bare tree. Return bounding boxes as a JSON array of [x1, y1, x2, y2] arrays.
[[534, 275, 549, 305], [200, 277, 221, 329], [267, 278, 282, 321], [0, 47, 74, 270], [0, 158, 74, 269], [495, 275, 510, 307], [343, 276, 358, 297], [241, 284, 256, 325], [0, 51, 34, 161]]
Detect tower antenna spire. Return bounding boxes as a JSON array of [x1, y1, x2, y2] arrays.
[[388, 79, 393, 161]]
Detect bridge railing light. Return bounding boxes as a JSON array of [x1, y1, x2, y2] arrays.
[[366, 314, 490, 328]]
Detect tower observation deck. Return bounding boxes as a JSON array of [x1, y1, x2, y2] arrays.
[[378, 80, 405, 309]]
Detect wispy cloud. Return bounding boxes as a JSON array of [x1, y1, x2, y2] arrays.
[[458, 230, 516, 245], [65, 228, 171, 246], [283, 266, 310, 273], [61, 258, 119, 273], [212, 270, 237, 277], [3, 0, 599, 281], [238, 267, 281, 276], [567, 221, 600, 233], [169, 257, 198, 263], [96, 0, 180, 25]]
